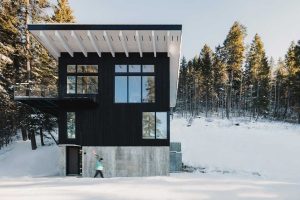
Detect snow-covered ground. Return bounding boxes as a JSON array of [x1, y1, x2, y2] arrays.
[[0, 117, 300, 199], [171, 116, 300, 181], [1, 174, 300, 200], [0, 135, 59, 177]]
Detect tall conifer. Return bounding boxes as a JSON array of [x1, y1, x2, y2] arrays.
[[223, 21, 247, 118], [245, 34, 270, 116], [52, 0, 76, 23]]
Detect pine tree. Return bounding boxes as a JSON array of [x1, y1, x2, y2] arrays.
[[0, 0, 74, 148], [176, 57, 188, 116], [283, 42, 298, 119], [52, 0, 76, 23], [223, 21, 247, 118], [273, 59, 287, 118], [199, 44, 214, 117], [212, 45, 227, 116], [245, 34, 270, 117], [294, 41, 300, 123], [0, 0, 28, 148], [284, 42, 300, 122]]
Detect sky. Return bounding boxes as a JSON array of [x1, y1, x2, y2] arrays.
[[66, 0, 300, 61]]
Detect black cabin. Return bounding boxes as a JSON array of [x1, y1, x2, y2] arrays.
[[14, 24, 182, 177]]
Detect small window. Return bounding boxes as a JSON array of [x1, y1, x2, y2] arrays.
[[142, 76, 155, 103], [67, 65, 76, 73], [115, 76, 127, 103], [115, 65, 127, 73], [129, 65, 141, 73], [142, 65, 154, 73], [67, 76, 76, 94], [67, 112, 76, 139], [143, 112, 168, 139], [77, 65, 98, 73]]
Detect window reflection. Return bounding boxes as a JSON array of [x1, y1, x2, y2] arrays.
[[142, 112, 155, 139], [77, 76, 98, 94], [142, 65, 154, 73], [142, 76, 155, 103], [156, 112, 167, 139], [114, 64, 155, 103], [67, 76, 76, 94], [129, 65, 141, 73], [67, 112, 76, 139], [66, 65, 98, 94], [67, 65, 76, 73], [115, 65, 127, 73], [142, 112, 168, 139], [129, 76, 141, 102], [115, 76, 127, 103], [77, 65, 98, 73]]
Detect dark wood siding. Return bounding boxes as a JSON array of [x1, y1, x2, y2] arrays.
[[58, 52, 170, 146]]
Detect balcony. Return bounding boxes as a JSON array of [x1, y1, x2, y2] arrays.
[[14, 83, 98, 116], [14, 84, 58, 99]]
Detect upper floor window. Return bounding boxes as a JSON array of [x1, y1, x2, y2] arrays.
[[114, 65, 155, 103], [66, 65, 98, 94]]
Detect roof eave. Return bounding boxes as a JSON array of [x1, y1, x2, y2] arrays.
[[28, 24, 182, 31]]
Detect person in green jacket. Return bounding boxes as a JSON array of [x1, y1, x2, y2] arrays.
[[93, 154, 104, 178]]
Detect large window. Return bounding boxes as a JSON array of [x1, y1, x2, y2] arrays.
[[114, 64, 155, 103], [128, 76, 141, 102], [115, 76, 127, 103], [66, 65, 98, 94], [142, 112, 167, 139], [67, 112, 76, 139], [142, 76, 155, 102]]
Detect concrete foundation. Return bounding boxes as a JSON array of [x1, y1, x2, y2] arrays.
[[170, 142, 182, 172], [58, 146, 66, 176], [82, 146, 169, 177]]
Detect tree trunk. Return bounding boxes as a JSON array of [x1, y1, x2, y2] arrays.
[[30, 130, 37, 150], [21, 127, 27, 141], [225, 85, 231, 119], [48, 130, 58, 145], [205, 90, 208, 118], [40, 127, 44, 146]]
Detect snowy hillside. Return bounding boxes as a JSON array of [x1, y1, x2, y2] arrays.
[[0, 138, 59, 177], [171, 116, 300, 181]]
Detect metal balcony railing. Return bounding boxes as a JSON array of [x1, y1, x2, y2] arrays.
[[14, 84, 58, 98]]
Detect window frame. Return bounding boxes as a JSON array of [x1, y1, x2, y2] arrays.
[[114, 64, 155, 104], [66, 65, 99, 95], [142, 112, 168, 140]]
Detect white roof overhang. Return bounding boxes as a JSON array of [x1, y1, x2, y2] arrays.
[[28, 24, 182, 107]]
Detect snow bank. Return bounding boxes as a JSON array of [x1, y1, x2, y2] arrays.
[[171, 116, 300, 181], [0, 139, 59, 177]]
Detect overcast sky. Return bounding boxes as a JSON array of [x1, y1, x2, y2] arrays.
[[67, 0, 300, 61]]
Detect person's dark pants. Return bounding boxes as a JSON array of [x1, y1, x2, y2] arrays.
[[94, 170, 104, 178]]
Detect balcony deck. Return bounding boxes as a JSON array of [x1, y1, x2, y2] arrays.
[[14, 84, 98, 116]]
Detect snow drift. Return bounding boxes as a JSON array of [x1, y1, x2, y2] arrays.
[[171, 116, 300, 181]]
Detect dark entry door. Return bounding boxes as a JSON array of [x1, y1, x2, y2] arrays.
[[67, 146, 80, 175]]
